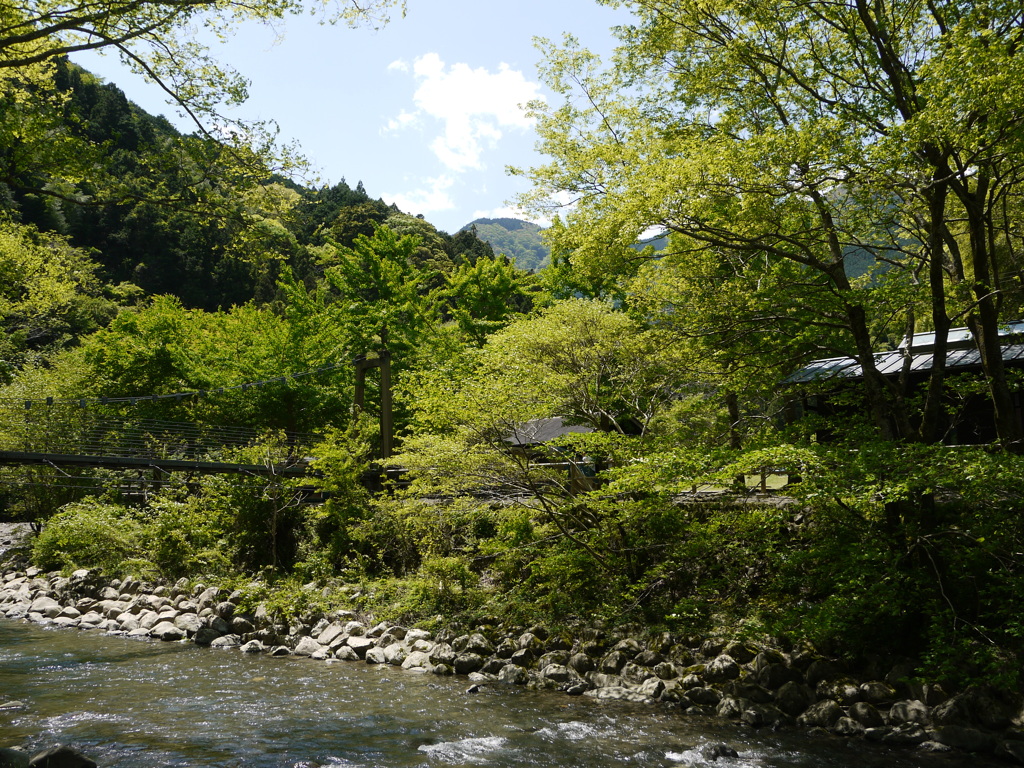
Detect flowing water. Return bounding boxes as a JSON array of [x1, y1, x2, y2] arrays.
[[0, 619, 1002, 767]]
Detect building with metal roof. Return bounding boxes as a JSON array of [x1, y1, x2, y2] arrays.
[[786, 322, 1024, 444], [787, 322, 1024, 385]]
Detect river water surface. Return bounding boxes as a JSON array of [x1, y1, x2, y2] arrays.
[[0, 619, 1003, 767]]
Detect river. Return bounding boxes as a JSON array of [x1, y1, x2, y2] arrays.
[[0, 619, 1003, 767]]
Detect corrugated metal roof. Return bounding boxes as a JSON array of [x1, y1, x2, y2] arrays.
[[899, 321, 1024, 352], [787, 342, 1024, 384], [504, 417, 594, 447]]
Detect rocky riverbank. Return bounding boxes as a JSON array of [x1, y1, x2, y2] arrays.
[[2, 562, 1023, 765]]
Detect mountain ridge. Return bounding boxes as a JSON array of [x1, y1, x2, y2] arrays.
[[461, 217, 550, 272]]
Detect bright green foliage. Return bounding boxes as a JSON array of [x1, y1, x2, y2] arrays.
[[463, 298, 688, 434], [0, 219, 121, 376], [383, 212, 454, 278], [300, 418, 377, 575], [77, 292, 349, 431], [434, 255, 534, 346], [144, 489, 237, 577], [520, 0, 1024, 445], [32, 499, 147, 572], [317, 225, 436, 359]]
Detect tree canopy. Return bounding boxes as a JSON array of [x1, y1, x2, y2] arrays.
[[519, 0, 1024, 448]]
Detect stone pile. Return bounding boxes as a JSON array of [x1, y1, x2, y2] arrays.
[[2, 565, 1023, 763]]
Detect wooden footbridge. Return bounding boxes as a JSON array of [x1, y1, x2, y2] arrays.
[[0, 354, 399, 500], [0, 401, 317, 478]]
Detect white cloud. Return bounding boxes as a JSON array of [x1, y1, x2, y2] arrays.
[[386, 53, 544, 173], [384, 174, 457, 217], [383, 109, 419, 133]]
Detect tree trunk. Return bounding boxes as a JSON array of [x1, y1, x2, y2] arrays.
[[919, 172, 952, 444], [959, 183, 1023, 450]]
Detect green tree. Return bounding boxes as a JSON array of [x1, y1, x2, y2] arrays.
[[0, 218, 123, 376], [519, 0, 1024, 448], [435, 255, 534, 346]]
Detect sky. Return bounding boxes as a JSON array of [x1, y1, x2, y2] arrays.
[[71, 0, 633, 234]]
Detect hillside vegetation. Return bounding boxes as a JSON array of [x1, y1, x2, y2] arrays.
[[2, 0, 1024, 700], [463, 218, 550, 272]]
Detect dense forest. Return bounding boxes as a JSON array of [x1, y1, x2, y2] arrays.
[[3, 0, 1024, 698], [463, 218, 550, 272]]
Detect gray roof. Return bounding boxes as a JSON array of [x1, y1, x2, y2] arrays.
[[504, 417, 594, 447], [898, 320, 1024, 353], [787, 322, 1024, 384]]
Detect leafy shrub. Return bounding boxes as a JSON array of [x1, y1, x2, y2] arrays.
[[32, 499, 146, 573], [145, 491, 235, 578]]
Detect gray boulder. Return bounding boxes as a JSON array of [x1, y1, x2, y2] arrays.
[[685, 687, 723, 707], [639, 677, 665, 699], [453, 653, 484, 675], [317, 623, 346, 647], [193, 627, 222, 647], [150, 621, 185, 641], [600, 651, 629, 674], [585, 686, 654, 704], [881, 723, 929, 746], [859, 680, 897, 705], [346, 636, 375, 659], [428, 643, 456, 666], [405, 628, 432, 643], [462, 633, 494, 656], [849, 701, 885, 728], [724, 680, 773, 704], [0, 747, 30, 768], [611, 638, 643, 658], [932, 685, 1016, 731], [775, 681, 816, 718], [704, 654, 740, 683], [173, 613, 201, 636], [741, 703, 785, 728], [797, 700, 843, 728], [28, 597, 61, 619], [889, 699, 929, 726], [932, 725, 997, 753], [756, 662, 798, 690], [401, 651, 432, 670], [28, 746, 97, 768], [722, 640, 756, 664], [833, 716, 866, 736], [568, 653, 595, 675], [383, 642, 408, 666], [498, 664, 529, 685], [716, 696, 749, 719], [540, 664, 571, 684], [293, 636, 324, 657], [621, 662, 653, 684]]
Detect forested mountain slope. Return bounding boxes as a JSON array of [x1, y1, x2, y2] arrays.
[[462, 218, 549, 272], [1, 60, 498, 311]]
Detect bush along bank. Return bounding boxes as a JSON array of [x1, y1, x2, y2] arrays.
[[2, 565, 1024, 762]]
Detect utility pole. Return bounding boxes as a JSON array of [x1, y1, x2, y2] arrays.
[[352, 349, 393, 459]]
